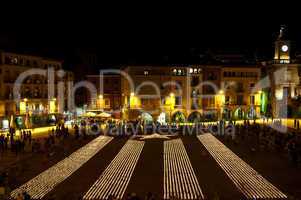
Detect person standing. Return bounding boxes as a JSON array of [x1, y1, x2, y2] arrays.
[[9, 127, 15, 147], [294, 119, 297, 128]]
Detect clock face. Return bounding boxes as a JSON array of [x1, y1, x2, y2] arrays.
[[281, 45, 288, 52]]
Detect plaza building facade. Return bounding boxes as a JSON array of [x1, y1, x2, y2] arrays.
[[0, 51, 74, 129], [86, 64, 263, 123], [221, 66, 262, 120], [83, 27, 301, 123], [85, 74, 122, 118], [261, 27, 301, 118]]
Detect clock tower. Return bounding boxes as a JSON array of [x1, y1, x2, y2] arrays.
[[274, 25, 290, 62]]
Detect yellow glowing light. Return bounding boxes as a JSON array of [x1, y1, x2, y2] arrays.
[[130, 94, 140, 109], [23, 98, 28, 102], [275, 88, 283, 100], [130, 92, 134, 97], [255, 92, 262, 106], [49, 100, 56, 113], [97, 97, 104, 109], [20, 102, 26, 115], [53, 98, 56, 101], [215, 91, 225, 106], [99, 94, 103, 99], [165, 94, 175, 110]]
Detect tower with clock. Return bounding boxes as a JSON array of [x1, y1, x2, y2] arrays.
[[274, 25, 290, 62], [262, 25, 301, 118]]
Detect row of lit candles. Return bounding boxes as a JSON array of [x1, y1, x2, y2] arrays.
[[164, 139, 204, 200], [198, 134, 287, 199], [11, 136, 113, 199], [83, 140, 144, 200]]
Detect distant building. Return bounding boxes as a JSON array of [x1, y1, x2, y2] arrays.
[[81, 26, 301, 122], [84, 63, 262, 123], [0, 51, 73, 129], [261, 26, 301, 118]]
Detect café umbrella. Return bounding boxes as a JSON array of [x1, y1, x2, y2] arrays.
[[96, 112, 111, 118], [82, 112, 97, 117]]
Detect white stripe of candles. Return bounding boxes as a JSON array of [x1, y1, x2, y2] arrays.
[[164, 139, 204, 200], [83, 140, 144, 200], [10, 136, 113, 199], [198, 133, 287, 199]]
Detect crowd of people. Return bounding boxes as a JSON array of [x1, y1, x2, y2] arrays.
[[1, 118, 301, 199], [0, 124, 88, 200], [220, 120, 301, 166], [0, 130, 32, 157]]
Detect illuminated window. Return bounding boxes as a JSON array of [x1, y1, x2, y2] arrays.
[[275, 88, 283, 100], [189, 68, 193, 73], [144, 70, 149, 75]]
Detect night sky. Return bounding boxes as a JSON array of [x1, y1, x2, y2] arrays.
[[0, 19, 298, 67]]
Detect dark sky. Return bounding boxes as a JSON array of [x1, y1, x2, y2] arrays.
[[0, 19, 299, 65]]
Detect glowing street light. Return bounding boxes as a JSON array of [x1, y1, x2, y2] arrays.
[[98, 94, 104, 110]]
